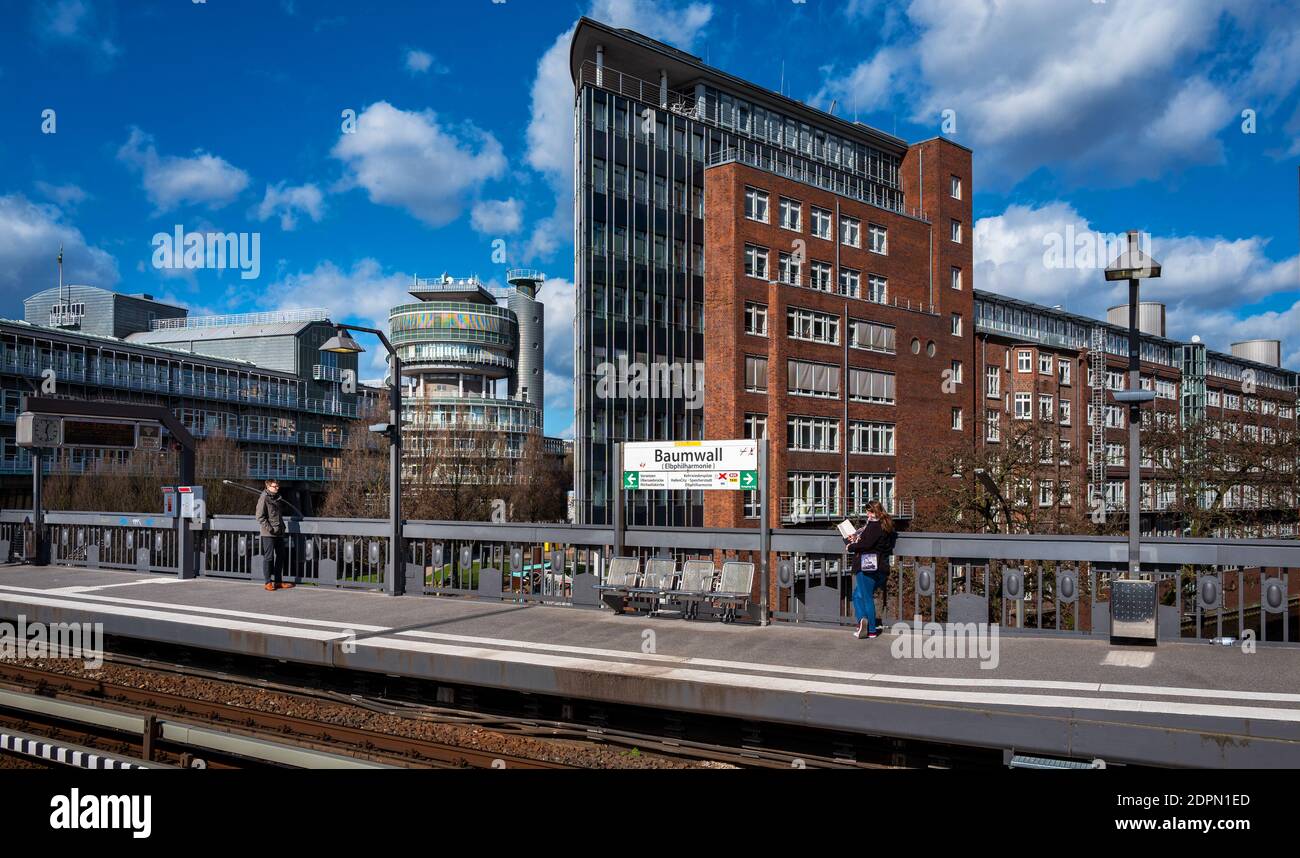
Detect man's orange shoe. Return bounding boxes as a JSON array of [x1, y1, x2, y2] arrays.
[[264, 583, 277, 591], [277, 582, 295, 589]]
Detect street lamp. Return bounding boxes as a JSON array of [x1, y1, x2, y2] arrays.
[[319, 324, 405, 597], [1105, 231, 1161, 634]]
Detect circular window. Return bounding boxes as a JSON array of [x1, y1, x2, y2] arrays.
[[911, 338, 921, 355], [926, 341, 936, 357]]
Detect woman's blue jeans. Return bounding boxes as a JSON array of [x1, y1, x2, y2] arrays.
[[852, 571, 888, 632]]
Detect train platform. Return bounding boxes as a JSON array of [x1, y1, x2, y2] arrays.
[[1, 563, 1297, 767]]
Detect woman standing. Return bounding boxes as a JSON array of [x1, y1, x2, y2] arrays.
[[845, 500, 896, 639]]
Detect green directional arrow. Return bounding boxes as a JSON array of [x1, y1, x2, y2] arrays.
[[740, 470, 757, 488], [623, 471, 639, 489]]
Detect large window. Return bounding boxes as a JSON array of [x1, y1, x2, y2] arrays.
[[744, 244, 769, 279], [868, 223, 888, 255], [1058, 360, 1071, 386], [986, 365, 1000, 398], [1059, 399, 1071, 425], [850, 421, 895, 455], [1018, 350, 1032, 373], [787, 306, 840, 345], [788, 360, 840, 398], [839, 267, 860, 298], [1039, 394, 1054, 422], [745, 356, 768, 393], [866, 274, 888, 303], [809, 260, 833, 292], [788, 472, 840, 513], [788, 415, 840, 452], [779, 197, 802, 231], [811, 207, 832, 240], [848, 474, 895, 516], [744, 412, 768, 439], [744, 301, 768, 336], [1014, 392, 1032, 420], [744, 186, 769, 222], [849, 319, 896, 353], [778, 251, 801, 285], [840, 215, 861, 248], [848, 368, 895, 404]]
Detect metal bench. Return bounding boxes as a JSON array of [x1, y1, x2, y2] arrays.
[[673, 559, 717, 620], [711, 560, 756, 623], [593, 556, 640, 613], [626, 558, 677, 612]]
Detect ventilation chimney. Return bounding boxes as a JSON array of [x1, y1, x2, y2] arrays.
[[1230, 339, 1281, 367], [1106, 302, 1165, 337]]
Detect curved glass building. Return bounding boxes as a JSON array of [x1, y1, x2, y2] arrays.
[[390, 273, 547, 462]]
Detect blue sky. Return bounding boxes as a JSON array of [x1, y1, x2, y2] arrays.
[[2, 0, 1299, 437]]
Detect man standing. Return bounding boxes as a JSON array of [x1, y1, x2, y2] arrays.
[[255, 479, 294, 591]]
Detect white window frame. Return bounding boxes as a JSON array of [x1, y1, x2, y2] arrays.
[[744, 186, 769, 223]]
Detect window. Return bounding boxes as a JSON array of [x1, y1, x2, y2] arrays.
[[1039, 354, 1053, 375], [634, 170, 647, 200], [950, 219, 962, 243], [788, 472, 840, 514], [839, 267, 860, 298], [744, 413, 768, 439], [744, 187, 769, 222], [868, 223, 888, 254], [1039, 394, 1054, 422], [848, 368, 895, 404], [950, 267, 962, 290], [788, 359, 840, 398], [986, 366, 1000, 398], [1059, 399, 1071, 425], [986, 411, 1001, 442], [788, 415, 839, 452], [1039, 480, 1054, 508], [779, 197, 802, 231], [1058, 360, 1071, 386], [849, 319, 896, 353], [809, 260, 833, 292], [1105, 370, 1125, 391], [850, 421, 895, 455], [811, 207, 832, 240], [613, 163, 627, 195], [950, 313, 963, 336], [866, 274, 887, 303], [745, 356, 768, 392], [1155, 378, 1176, 400], [1208, 389, 1221, 407], [778, 251, 801, 285], [1059, 439, 1072, 465], [592, 157, 607, 188], [848, 474, 895, 516], [1014, 393, 1032, 420], [951, 408, 963, 430], [787, 306, 840, 345], [1105, 404, 1125, 428], [1017, 350, 1032, 373], [840, 215, 860, 248], [744, 244, 769, 279], [744, 302, 768, 336], [950, 360, 963, 384], [950, 175, 962, 199]]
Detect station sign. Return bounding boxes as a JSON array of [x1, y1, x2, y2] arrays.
[[622, 440, 758, 491]]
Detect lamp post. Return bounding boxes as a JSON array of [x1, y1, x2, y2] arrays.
[[1104, 231, 1162, 583], [320, 325, 405, 597]]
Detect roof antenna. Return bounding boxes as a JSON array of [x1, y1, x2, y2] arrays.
[[829, 99, 838, 115], [57, 243, 64, 304], [780, 60, 785, 96]]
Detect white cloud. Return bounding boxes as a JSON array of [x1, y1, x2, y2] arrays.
[[538, 276, 576, 415], [34, 181, 89, 209], [404, 48, 446, 75], [974, 200, 1300, 362], [36, 0, 120, 60], [331, 101, 506, 228], [255, 182, 325, 230], [523, 1, 714, 260], [117, 127, 251, 213], [0, 194, 119, 311], [261, 258, 414, 379], [817, 0, 1288, 186], [470, 198, 523, 235]]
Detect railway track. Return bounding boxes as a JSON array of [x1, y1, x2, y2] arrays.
[[0, 662, 574, 769]]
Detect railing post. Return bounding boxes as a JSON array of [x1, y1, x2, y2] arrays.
[[759, 438, 770, 626], [612, 442, 625, 558]]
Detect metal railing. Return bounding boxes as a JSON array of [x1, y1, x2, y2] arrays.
[[2, 510, 1295, 645], [780, 496, 915, 523], [150, 308, 330, 331]]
